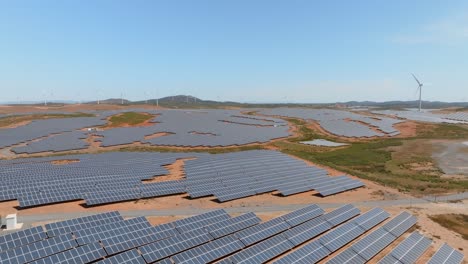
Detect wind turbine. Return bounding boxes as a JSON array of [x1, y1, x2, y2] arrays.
[[42, 90, 47, 106], [412, 74, 423, 112]]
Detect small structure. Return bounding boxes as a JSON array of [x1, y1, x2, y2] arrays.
[[6, 214, 23, 230], [300, 139, 349, 147]]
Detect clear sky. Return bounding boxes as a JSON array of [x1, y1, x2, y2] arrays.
[[1, 0, 467, 103]]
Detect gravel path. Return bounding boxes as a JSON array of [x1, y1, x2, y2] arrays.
[[16, 198, 429, 225]]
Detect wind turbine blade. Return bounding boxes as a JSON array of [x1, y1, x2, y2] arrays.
[[411, 73, 422, 86]]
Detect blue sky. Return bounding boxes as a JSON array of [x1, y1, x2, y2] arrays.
[[1, 0, 467, 103]]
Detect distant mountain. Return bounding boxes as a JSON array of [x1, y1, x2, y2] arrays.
[[86, 98, 131, 105], [2, 97, 467, 109]]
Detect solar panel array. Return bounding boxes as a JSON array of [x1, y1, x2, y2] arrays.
[[0, 152, 193, 207], [372, 109, 468, 124], [260, 108, 403, 137], [184, 150, 364, 201], [0, 150, 364, 208], [428, 243, 465, 264], [3, 108, 467, 152], [96, 110, 289, 147], [326, 211, 418, 264], [0, 109, 288, 153], [0, 206, 464, 264], [378, 231, 431, 264], [0, 117, 106, 149], [12, 131, 90, 154]]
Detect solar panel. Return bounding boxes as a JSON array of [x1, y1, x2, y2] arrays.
[[139, 229, 214, 263], [226, 235, 294, 264], [317, 178, 364, 196], [323, 204, 360, 226], [29, 241, 106, 264], [85, 189, 141, 206], [273, 240, 330, 264], [381, 211, 417, 237], [214, 188, 256, 202], [95, 249, 146, 264], [235, 217, 290, 246], [281, 204, 325, 226], [378, 232, 431, 264], [206, 212, 261, 238], [283, 216, 332, 246], [0, 233, 78, 263], [74, 216, 152, 246], [320, 223, 364, 252], [323, 245, 367, 264], [19, 191, 83, 208], [277, 182, 315, 196], [171, 234, 245, 264], [353, 228, 396, 261], [102, 223, 178, 255], [173, 209, 230, 233], [0, 226, 47, 252], [352, 208, 390, 231], [153, 258, 173, 264], [427, 243, 464, 264], [45, 211, 123, 237], [1, 150, 364, 208]]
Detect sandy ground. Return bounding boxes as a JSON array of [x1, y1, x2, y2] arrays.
[[394, 120, 419, 137]]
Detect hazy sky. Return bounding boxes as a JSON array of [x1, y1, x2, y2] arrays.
[[1, 0, 468, 103]]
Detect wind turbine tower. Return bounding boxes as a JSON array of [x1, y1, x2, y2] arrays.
[[412, 74, 424, 112]]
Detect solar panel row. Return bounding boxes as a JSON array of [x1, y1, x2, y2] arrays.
[[260, 108, 403, 137], [0, 226, 47, 253], [378, 231, 431, 264], [1, 151, 364, 208], [427, 243, 464, 264], [1, 206, 459, 264], [326, 212, 417, 264]]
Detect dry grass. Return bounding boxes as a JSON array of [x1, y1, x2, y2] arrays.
[[429, 214, 468, 240], [105, 112, 154, 127]]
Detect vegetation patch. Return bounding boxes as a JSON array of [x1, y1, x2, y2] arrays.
[[106, 112, 154, 127], [429, 214, 468, 240], [276, 121, 468, 195]]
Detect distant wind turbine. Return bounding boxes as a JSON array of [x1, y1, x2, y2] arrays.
[[412, 74, 424, 112], [41, 90, 47, 106]]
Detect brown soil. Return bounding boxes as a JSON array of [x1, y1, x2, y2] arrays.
[[188, 131, 218, 136], [0, 120, 32, 129], [219, 120, 274, 127], [143, 158, 195, 183], [144, 132, 174, 140], [394, 121, 419, 137], [50, 159, 80, 165]]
